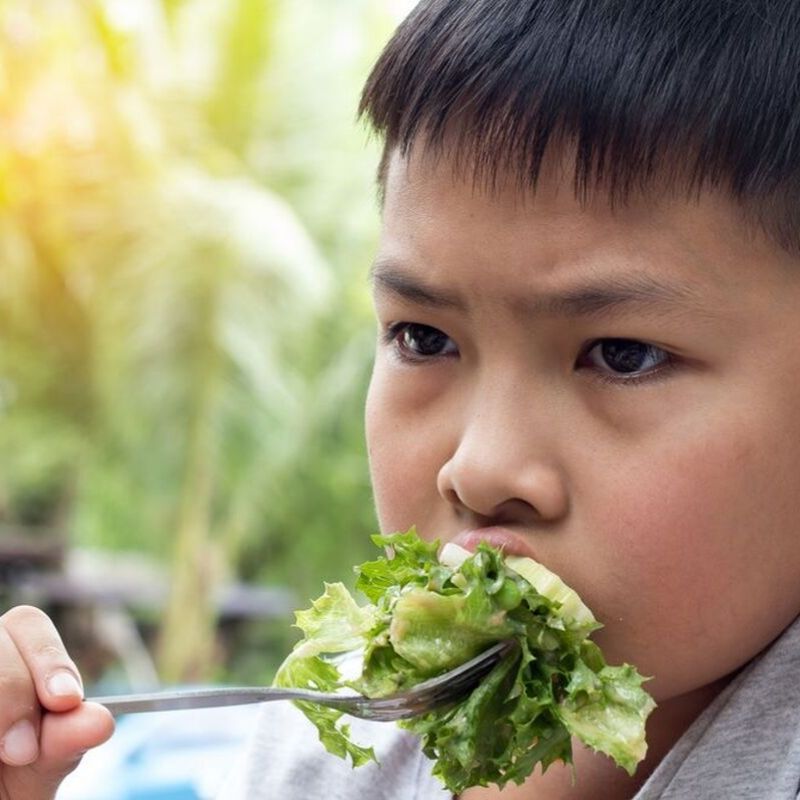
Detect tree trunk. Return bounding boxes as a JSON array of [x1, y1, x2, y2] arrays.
[[155, 277, 223, 684]]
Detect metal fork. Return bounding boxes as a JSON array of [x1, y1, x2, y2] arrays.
[[89, 640, 517, 721]]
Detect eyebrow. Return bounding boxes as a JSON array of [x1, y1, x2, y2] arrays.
[[370, 260, 701, 319], [371, 262, 464, 309]]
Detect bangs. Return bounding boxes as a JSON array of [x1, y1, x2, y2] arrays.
[[360, 0, 800, 252]]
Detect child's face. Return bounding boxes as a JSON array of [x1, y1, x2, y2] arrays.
[[366, 145, 800, 706]]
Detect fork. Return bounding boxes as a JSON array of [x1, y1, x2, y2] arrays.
[[88, 640, 517, 721]]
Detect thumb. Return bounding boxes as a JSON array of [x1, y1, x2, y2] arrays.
[[2, 703, 114, 800]]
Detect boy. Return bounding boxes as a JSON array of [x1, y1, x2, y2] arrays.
[[3, 0, 800, 797]]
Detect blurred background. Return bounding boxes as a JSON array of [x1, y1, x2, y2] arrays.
[[0, 0, 410, 742]]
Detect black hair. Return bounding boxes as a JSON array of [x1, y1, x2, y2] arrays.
[[359, 0, 800, 254]]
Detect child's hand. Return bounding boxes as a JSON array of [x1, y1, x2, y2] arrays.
[[0, 605, 115, 799]]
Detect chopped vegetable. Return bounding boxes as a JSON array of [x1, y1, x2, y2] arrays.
[[273, 528, 655, 793]]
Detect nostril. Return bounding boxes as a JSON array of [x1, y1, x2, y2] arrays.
[[442, 486, 461, 506], [490, 497, 556, 526], [441, 475, 566, 528], [440, 482, 539, 529]]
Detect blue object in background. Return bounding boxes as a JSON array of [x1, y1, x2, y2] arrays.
[[56, 703, 261, 800]]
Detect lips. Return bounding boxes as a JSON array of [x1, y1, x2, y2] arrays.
[[450, 527, 539, 559]]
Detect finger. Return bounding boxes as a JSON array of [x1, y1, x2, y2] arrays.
[[39, 702, 115, 764], [0, 623, 41, 766], [0, 703, 114, 800], [1, 606, 84, 713]]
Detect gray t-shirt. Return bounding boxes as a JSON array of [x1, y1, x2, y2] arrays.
[[226, 615, 800, 799]]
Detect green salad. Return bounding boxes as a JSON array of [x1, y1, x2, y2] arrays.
[[273, 529, 655, 793]]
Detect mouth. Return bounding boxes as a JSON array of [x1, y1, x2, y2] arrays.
[[449, 527, 539, 559]]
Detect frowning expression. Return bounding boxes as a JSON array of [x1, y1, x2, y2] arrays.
[[366, 146, 800, 706]]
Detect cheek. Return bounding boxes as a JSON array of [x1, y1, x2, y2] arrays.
[[589, 416, 800, 697], [365, 364, 443, 535]]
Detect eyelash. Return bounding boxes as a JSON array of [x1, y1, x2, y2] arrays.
[[383, 322, 679, 385], [575, 339, 679, 387], [383, 322, 458, 364]]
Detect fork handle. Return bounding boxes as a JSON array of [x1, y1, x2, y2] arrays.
[[88, 686, 348, 716]]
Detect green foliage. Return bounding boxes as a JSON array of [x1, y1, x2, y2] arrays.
[[0, 0, 400, 680]]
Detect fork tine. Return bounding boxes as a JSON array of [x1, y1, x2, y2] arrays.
[[343, 639, 518, 721]]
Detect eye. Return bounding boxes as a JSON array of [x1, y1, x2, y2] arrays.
[[577, 338, 671, 380], [385, 322, 458, 361]]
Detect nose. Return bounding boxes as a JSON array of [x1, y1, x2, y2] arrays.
[[436, 401, 569, 525]]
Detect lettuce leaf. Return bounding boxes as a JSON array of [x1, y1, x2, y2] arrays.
[[272, 582, 378, 766], [273, 528, 656, 793]]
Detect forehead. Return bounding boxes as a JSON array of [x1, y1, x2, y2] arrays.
[[377, 146, 798, 305]]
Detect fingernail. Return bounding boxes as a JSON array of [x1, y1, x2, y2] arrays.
[[1, 719, 38, 765], [47, 671, 83, 698]]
